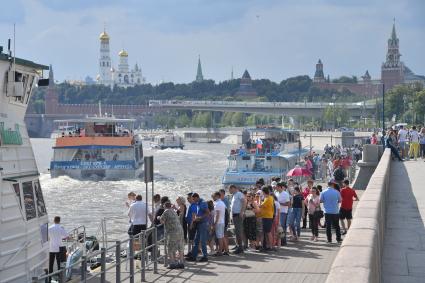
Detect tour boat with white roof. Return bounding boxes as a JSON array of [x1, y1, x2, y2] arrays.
[[222, 127, 308, 187], [150, 132, 184, 149], [50, 117, 144, 180], [0, 42, 50, 282]]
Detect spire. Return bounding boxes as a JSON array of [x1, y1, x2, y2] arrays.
[[48, 64, 54, 86], [231, 66, 234, 80], [196, 55, 203, 82], [391, 18, 397, 40]]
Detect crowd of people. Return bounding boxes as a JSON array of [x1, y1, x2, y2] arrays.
[[303, 144, 361, 184], [383, 125, 425, 161], [124, 176, 358, 269]]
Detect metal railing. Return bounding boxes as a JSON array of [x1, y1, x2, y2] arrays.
[[149, 99, 377, 109], [32, 225, 167, 283]]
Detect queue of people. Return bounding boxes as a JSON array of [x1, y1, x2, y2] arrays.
[[121, 176, 359, 268]]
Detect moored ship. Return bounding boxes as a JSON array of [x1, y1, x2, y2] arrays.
[[222, 127, 308, 187], [50, 117, 144, 180], [0, 43, 50, 282]]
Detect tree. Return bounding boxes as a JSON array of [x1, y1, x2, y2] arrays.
[[231, 112, 245, 126]]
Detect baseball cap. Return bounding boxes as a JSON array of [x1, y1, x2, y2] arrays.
[[271, 181, 277, 187], [328, 179, 337, 185]]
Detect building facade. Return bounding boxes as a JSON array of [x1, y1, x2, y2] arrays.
[[96, 30, 145, 88]]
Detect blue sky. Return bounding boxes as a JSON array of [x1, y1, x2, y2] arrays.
[[0, 0, 424, 83]]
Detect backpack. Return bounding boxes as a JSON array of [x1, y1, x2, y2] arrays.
[[334, 168, 345, 181]]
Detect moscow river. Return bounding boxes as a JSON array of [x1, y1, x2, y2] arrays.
[[31, 138, 233, 237]]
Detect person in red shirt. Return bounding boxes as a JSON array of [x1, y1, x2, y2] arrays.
[[339, 179, 359, 235]]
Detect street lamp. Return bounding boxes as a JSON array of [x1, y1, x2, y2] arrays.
[[332, 93, 336, 129]]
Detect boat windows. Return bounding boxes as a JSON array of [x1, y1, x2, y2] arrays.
[[22, 181, 36, 221], [34, 180, 47, 217], [40, 223, 49, 244], [5, 70, 34, 104], [13, 183, 22, 209]]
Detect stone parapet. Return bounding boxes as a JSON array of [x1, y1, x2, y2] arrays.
[[326, 148, 391, 283]]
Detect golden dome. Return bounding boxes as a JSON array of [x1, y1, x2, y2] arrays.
[[118, 49, 128, 57], [99, 31, 110, 41]]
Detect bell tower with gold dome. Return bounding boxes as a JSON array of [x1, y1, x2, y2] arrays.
[[98, 29, 112, 86]]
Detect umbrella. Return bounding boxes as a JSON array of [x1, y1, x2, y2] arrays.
[[286, 166, 312, 177]]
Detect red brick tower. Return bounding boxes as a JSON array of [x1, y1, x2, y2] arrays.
[[44, 65, 58, 114], [381, 21, 404, 92]]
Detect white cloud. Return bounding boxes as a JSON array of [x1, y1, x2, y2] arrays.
[[0, 0, 423, 84]]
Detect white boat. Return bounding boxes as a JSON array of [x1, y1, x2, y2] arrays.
[[150, 132, 184, 149], [0, 44, 50, 282], [222, 127, 309, 187], [50, 118, 144, 180]]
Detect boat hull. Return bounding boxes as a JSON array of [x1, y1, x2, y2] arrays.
[[50, 161, 144, 180], [222, 171, 282, 188]]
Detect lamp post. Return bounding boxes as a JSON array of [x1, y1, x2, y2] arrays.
[[382, 84, 385, 132], [332, 93, 336, 129]]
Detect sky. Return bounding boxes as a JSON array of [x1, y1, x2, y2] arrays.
[[0, 0, 424, 84]]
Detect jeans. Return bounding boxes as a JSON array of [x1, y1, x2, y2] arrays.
[[288, 208, 302, 237], [324, 213, 341, 242], [192, 221, 208, 258], [302, 207, 309, 228], [232, 215, 244, 248], [280, 212, 288, 242], [421, 144, 425, 158], [309, 213, 319, 237], [387, 144, 402, 161]]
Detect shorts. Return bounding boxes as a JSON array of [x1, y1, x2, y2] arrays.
[[339, 208, 353, 220], [399, 141, 408, 151], [215, 223, 225, 239], [262, 218, 273, 233], [128, 224, 147, 236]]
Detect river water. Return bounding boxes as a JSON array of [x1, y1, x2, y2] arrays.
[[31, 138, 233, 237]]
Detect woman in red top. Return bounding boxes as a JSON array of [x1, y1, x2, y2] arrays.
[[370, 133, 378, 145]]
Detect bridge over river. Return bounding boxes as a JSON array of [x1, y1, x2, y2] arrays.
[[149, 99, 377, 118]]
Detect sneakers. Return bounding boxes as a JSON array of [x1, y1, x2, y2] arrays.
[[223, 251, 230, 256], [185, 257, 197, 262], [199, 257, 208, 262], [233, 248, 244, 254]]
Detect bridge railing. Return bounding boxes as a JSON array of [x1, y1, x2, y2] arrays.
[[149, 99, 375, 109], [326, 148, 391, 283]]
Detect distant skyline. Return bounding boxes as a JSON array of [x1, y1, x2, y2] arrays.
[[0, 0, 424, 84]]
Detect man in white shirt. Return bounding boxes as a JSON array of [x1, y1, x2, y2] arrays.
[[48, 216, 68, 278], [409, 126, 420, 161], [128, 194, 148, 236], [213, 192, 226, 255], [276, 182, 290, 245], [398, 125, 409, 159]]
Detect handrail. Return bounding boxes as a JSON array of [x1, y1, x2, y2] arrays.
[[2, 241, 31, 268], [326, 148, 391, 283], [32, 223, 166, 283]]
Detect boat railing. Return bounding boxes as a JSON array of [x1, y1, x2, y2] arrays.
[[32, 224, 167, 283]]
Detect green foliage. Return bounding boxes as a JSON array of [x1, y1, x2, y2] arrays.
[[321, 105, 349, 128], [384, 84, 424, 124], [332, 76, 358, 84], [29, 74, 366, 113]]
